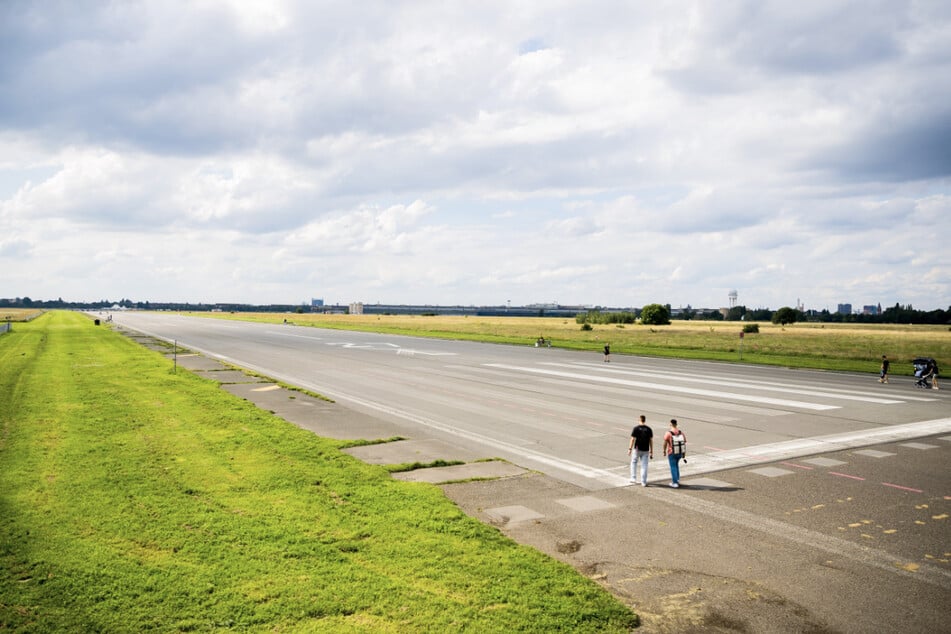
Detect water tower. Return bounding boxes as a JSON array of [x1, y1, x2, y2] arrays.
[[728, 290, 738, 308]]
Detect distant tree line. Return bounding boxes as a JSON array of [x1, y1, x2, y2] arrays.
[[0, 297, 310, 314], [3, 297, 949, 325], [580, 303, 950, 326]]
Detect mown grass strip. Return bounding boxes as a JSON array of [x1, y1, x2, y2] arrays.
[[0, 312, 636, 632]]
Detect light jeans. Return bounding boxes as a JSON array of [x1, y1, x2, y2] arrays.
[[631, 449, 650, 483], [667, 453, 682, 484]]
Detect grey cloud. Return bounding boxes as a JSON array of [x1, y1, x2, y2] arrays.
[[661, 1, 913, 96], [811, 110, 951, 182], [0, 237, 32, 258]]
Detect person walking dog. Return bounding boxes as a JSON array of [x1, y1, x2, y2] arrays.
[[663, 419, 687, 488]]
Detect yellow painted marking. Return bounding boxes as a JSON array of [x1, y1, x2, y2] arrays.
[[915, 504, 929, 510], [932, 514, 948, 520], [860, 534, 873, 539], [925, 554, 935, 559], [899, 563, 919, 572], [883, 529, 897, 534], [812, 504, 825, 510], [848, 522, 862, 528], [837, 527, 846, 531], [861, 519, 873, 524], [915, 520, 927, 525]]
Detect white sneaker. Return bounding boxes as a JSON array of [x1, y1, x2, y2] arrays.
[[641, 482, 647, 487], [669, 482, 679, 488]]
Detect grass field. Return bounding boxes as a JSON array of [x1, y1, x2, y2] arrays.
[[0, 308, 43, 322], [0, 312, 636, 632], [189, 312, 950, 375]]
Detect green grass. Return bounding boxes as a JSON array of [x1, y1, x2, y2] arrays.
[[0, 312, 636, 632], [191, 312, 950, 375]]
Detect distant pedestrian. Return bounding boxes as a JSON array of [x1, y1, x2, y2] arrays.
[[663, 419, 687, 488], [604, 344, 610, 362], [627, 415, 653, 486], [879, 355, 890, 383], [931, 359, 940, 390]]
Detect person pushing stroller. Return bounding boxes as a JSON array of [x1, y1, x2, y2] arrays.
[[913, 357, 939, 389]]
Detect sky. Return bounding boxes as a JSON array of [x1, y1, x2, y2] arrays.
[[2, 1, 950, 311]]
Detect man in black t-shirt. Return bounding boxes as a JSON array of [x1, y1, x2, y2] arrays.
[[627, 414, 653, 486]]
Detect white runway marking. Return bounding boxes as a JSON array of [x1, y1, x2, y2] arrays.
[[553, 362, 915, 404], [485, 363, 840, 411], [684, 418, 951, 475], [266, 330, 324, 340]]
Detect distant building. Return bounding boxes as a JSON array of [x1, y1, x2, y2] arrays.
[[311, 298, 324, 307], [349, 302, 364, 315], [837, 303, 852, 315], [862, 305, 879, 315]]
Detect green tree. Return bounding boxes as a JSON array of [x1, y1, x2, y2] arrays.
[[726, 305, 747, 321], [640, 303, 670, 325], [772, 306, 799, 326]]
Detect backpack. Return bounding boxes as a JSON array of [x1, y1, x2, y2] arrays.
[[669, 431, 685, 455]]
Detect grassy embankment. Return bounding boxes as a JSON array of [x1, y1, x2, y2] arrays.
[[0, 311, 636, 632], [191, 312, 950, 375]]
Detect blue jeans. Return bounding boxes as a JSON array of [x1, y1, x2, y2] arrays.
[[667, 453, 682, 484], [631, 449, 650, 482]]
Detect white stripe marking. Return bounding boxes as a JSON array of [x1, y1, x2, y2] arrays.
[[486, 363, 839, 411], [552, 362, 910, 404]]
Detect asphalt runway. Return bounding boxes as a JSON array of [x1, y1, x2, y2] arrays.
[[107, 312, 949, 487], [106, 312, 951, 631]]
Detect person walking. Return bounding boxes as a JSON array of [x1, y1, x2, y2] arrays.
[[627, 415, 653, 486], [603, 344, 611, 362], [879, 355, 890, 383], [663, 419, 687, 488]]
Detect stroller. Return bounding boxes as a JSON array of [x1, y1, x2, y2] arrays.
[[913, 357, 937, 388]]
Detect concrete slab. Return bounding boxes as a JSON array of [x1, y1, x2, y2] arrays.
[[194, 369, 264, 384], [393, 461, 527, 484], [343, 438, 480, 465], [681, 477, 736, 489], [748, 467, 795, 478], [801, 457, 847, 467], [484, 505, 545, 526], [170, 354, 230, 371], [854, 449, 896, 458], [221, 383, 402, 441], [555, 495, 617, 513]]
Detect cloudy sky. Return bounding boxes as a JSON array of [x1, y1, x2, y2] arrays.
[[2, 1, 949, 310]]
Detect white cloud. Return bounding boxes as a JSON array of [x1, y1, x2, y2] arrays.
[[0, 1, 948, 310]]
